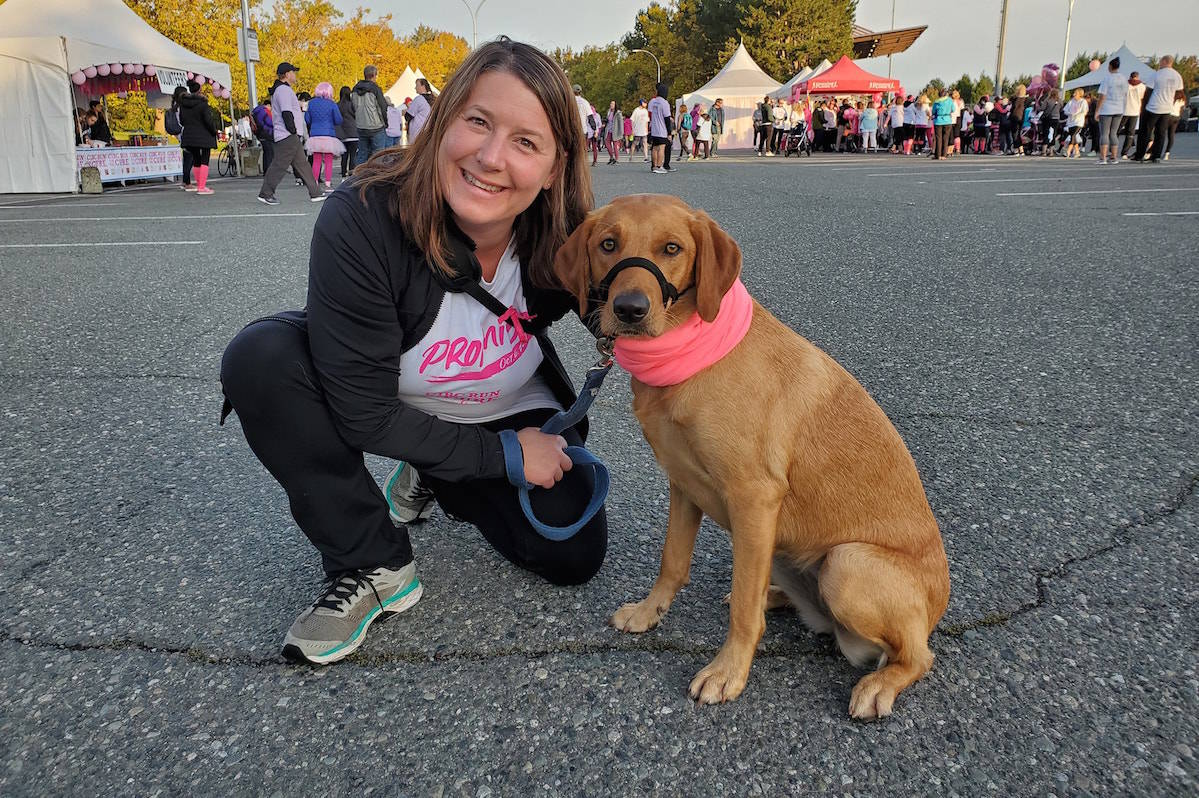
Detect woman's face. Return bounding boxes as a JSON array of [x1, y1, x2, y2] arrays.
[[437, 69, 559, 246]]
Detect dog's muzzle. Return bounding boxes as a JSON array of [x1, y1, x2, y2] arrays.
[[594, 256, 691, 308]]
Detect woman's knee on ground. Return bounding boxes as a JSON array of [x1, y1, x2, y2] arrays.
[[530, 514, 607, 587]]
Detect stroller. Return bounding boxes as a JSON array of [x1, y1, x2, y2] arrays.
[[783, 120, 812, 157]]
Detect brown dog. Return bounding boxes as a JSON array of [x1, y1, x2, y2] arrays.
[[553, 195, 950, 719]]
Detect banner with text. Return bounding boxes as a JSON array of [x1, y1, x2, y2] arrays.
[[76, 147, 183, 182], [154, 67, 189, 95]]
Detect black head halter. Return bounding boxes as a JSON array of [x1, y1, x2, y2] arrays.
[[594, 256, 691, 307]]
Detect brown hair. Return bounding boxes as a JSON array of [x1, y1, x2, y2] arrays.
[[354, 37, 593, 289]]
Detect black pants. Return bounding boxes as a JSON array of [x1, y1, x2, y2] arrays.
[[181, 146, 193, 185], [340, 140, 357, 176], [934, 123, 952, 158], [257, 136, 274, 173], [219, 316, 607, 585], [186, 146, 211, 167], [1133, 112, 1172, 161]]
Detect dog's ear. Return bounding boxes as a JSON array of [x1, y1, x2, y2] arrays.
[[553, 213, 597, 314], [689, 209, 742, 323]]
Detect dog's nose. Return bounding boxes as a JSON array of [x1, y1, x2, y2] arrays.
[[613, 291, 651, 323]]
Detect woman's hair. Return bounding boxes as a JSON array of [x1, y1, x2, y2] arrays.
[[314, 82, 334, 100], [339, 85, 351, 102], [1049, 88, 1059, 100], [1073, 88, 1085, 99], [186, 80, 201, 93], [1016, 84, 1027, 97], [353, 37, 592, 288]]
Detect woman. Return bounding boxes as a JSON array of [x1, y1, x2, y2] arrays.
[[1063, 88, 1088, 158], [169, 86, 194, 190], [675, 101, 692, 160], [622, 112, 633, 160], [178, 80, 218, 195], [336, 85, 358, 177], [220, 38, 604, 666], [603, 100, 622, 165], [1040, 89, 1061, 156], [1009, 85, 1027, 155], [304, 82, 345, 188], [859, 100, 879, 154]]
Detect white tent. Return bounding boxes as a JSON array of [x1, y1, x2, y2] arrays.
[[683, 43, 781, 149], [1063, 45, 1156, 90], [0, 0, 232, 193], [769, 59, 833, 100], [385, 66, 417, 106]]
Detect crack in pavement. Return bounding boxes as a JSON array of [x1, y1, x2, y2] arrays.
[[938, 472, 1198, 637], [0, 473, 1193, 667]]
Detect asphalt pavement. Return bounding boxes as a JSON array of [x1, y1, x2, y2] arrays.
[[1, 139, 1196, 796]]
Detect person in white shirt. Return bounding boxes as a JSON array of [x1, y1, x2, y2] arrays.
[[1063, 88, 1088, 158], [888, 98, 905, 153], [1134, 55, 1186, 162], [771, 99, 787, 154], [695, 112, 712, 159], [1095, 57, 1129, 164], [629, 99, 650, 160], [1120, 71, 1147, 159]]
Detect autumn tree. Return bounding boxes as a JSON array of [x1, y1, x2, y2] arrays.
[[734, 0, 856, 81]]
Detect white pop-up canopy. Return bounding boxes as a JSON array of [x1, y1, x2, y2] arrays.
[[682, 43, 781, 149], [1063, 45, 1156, 90], [0, 0, 233, 193], [769, 59, 833, 100], [385, 66, 418, 105]]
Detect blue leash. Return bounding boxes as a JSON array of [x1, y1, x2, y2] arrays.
[[498, 339, 614, 541]]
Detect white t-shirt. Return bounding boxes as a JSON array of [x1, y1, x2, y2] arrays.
[[630, 106, 649, 137], [1147, 67, 1183, 114], [397, 238, 560, 423], [575, 94, 592, 135], [889, 105, 904, 127], [1065, 98, 1088, 127], [696, 118, 712, 141], [902, 103, 915, 125], [1097, 71, 1129, 116], [913, 103, 929, 126], [1125, 82, 1146, 116]]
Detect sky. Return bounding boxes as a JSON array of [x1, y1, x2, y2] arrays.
[[332, 0, 1199, 92]]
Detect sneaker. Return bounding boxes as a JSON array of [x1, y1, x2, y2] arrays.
[[282, 562, 423, 665], [324, 181, 332, 187], [385, 462, 435, 525], [1163, 153, 1170, 161], [652, 167, 667, 174], [310, 194, 327, 202], [183, 185, 197, 192], [196, 187, 214, 195], [665, 166, 677, 172], [257, 195, 279, 206]]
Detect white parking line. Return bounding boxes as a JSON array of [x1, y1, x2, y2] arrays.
[[957, 171, 1199, 184], [0, 202, 133, 209], [1122, 211, 1199, 216], [0, 213, 306, 223], [997, 187, 1199, 197], [0, 240, 205, 248]]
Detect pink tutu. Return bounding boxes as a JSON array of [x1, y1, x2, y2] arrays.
[[305, 135, 345, 156]]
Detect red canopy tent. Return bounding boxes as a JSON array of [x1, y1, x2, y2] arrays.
[[791, 56, 901, 99]]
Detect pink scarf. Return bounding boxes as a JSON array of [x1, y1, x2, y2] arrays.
[[612, 280, 753, 387]]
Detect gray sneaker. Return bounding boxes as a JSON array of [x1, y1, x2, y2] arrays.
[[282, 562, 422, 665], [385, 462, 435, 525]]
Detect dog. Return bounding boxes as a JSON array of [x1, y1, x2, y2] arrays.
[[553, 194, 950, 719]]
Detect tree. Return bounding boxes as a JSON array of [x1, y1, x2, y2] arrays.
[[554, 45, 639, 112], [735, 0, 856, 81]]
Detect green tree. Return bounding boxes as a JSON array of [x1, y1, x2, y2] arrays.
[[735, 0, 856, 81], [554, 44, 639, 112]]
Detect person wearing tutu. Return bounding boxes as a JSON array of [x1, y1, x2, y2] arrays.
[[305, 82, 346, 188]]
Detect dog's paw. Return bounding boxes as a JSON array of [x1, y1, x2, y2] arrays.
[[610, 600, 667, 633], [848, 671, 898, 720], [688, 657, 749, 704]]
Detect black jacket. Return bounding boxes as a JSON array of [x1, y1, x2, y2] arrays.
[[178, 94, 217, 148], [336, 98, 357, 139], [290, 182, 584, 483]]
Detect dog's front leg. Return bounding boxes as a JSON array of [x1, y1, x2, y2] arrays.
[[611, 482, 702, 633], [689, 499, 779, 704]]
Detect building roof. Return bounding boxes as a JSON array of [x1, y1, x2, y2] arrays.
[[851, 24, 928, 59]]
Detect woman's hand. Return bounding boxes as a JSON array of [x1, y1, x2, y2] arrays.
[[517, 427, 572, 489]]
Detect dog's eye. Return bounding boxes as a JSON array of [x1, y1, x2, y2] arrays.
[[664, 242, 680, 255], [600, 238, 617, 252]]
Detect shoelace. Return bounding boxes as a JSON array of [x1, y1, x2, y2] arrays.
[[313, 569, 385, 615]]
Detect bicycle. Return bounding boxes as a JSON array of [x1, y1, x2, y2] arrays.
[[216, 144, 239, 177]]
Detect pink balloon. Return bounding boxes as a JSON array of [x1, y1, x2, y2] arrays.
[[122, 64, 133, 74], [83, 66, 97, 78], [186, 72, 194, 80], [97, 63, 110, 76], [109, 63, 123, 75], [144, 65, 156, 76], [1089, 59, 1101, 71], [132, 64, 144, 75], [71, 71, 86, 85]]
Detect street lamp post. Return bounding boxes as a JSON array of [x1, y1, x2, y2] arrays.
[[1060, 0, 1077, 89], [460, 0, 487, 49], [888, 0, 896, 78], [629, 48, 661, 85]]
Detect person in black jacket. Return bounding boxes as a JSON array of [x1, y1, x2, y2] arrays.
[[336, 85, 358, 177], [178, 80, 218, 194], [220, 38, 603, 665]]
